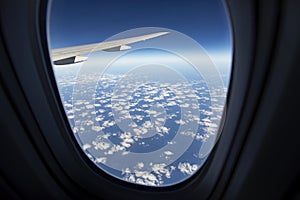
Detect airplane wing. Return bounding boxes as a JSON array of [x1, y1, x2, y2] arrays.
[[51, 31, 169, 65]]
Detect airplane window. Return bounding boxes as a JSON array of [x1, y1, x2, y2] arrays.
[[49, 0, 232, 187]]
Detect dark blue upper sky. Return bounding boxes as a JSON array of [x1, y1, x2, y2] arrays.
[[49, 0, 232, 55]]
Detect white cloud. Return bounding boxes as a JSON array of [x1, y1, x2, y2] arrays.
[[68, 115, 75, 119], [64, 103, 72, 108], [95, 116, 104, 121], [82, 143, 91, 151], [105, 144, 125, 155], [136, 162, 144, 169], [175, 119, 185, 125], [120, 142, 131, 148], [180, 103, 190, 108], [151, 163, 174, 179], [98, 109, 105, 113], [91, 126, 103, 132], [142, 121, 152, 128], [166, 101, 177, 107], [92, 140, 110, 150], [164, 151, 174, 156], [178, 162, 198, 175], [156, 118, 165, 122], [102, 120, 115, 127], [133, 127, 148, 136], [95, 157, 107, 164], [86, 104, 94, 109]]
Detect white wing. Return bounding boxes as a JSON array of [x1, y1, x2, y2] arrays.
[[51, 31, 169, 65]]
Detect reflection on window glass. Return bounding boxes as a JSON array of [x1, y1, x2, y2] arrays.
[[49, 0, 232, 187]]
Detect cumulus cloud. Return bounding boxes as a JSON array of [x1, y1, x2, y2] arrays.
[[164, 150, 174, 156], [151, 163, 174, 179], [120, 133, 135, 148], [93, 141, 110, 150], [178, 162, 198, 175], [57, 71, 227, 186], [82, 143, 91, 151], [85, 104, 94, 109], [142, 121, 152, 128], [95, 157, 107, 164], [91, 126, 103, 132], [175, 119, 186, 125]]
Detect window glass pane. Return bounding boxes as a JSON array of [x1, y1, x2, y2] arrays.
[[49, 0, 232, 187]]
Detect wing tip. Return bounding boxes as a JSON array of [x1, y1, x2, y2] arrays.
[[157, 31, 170, 36]]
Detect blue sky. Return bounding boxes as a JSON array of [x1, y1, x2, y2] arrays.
[[49, 0, 232, 56]]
